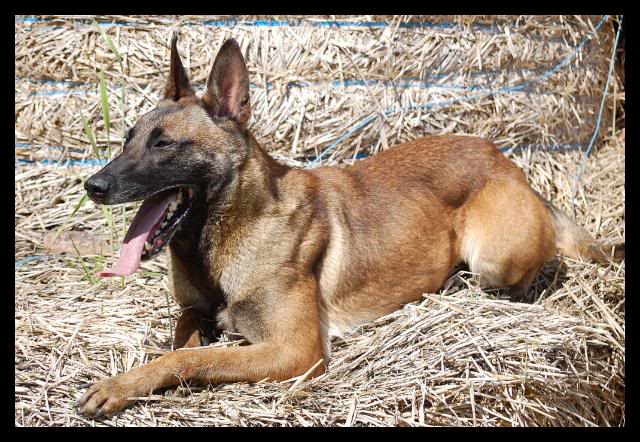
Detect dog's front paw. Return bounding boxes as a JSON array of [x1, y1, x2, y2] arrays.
[[76, 374, 138, 418]]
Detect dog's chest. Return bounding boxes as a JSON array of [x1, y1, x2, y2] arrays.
[[210, 217, 282, 302], [206, 218, 289, 341], [216, 238, 263, 299]]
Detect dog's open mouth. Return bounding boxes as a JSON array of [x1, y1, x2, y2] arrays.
[[97, 187, 194, 277]]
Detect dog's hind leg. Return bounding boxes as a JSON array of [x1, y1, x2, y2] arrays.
[[505, 265, 542, 302], [458, 176, 556, 299], [173, 308, 216, 349]]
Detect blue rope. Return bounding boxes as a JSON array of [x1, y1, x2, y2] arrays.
[[20, 78, 488, 98], [21, 67, 588, 89], [15, 158, 108, 167], [15, 255, 49, 268], [570, 16, 622, 219], [14, 143, 587, 168], [28, 89, 96, 97], [16, 16, 502, 33], [20, 75, 571, 98], [305, 15, 610, 168]]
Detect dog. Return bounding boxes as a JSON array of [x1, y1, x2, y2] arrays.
[[78, 34, 624, 417]]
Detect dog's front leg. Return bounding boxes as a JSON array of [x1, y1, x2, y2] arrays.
[[77, 278, 325, 418], [77, 343, 320, 417]]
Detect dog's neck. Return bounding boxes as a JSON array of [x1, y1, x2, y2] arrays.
[[214, 132, 289, 219], [171, 133, 290, 258]]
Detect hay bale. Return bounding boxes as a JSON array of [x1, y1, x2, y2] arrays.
[[16, 15, 620, 164], [14, 15, 624, 426]]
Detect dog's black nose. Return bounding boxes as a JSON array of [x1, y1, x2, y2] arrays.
[[85, 176, 111, 200]]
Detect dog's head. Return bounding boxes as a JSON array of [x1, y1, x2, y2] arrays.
[[85, 34, 251, 205], [84, 35, 253, 276]]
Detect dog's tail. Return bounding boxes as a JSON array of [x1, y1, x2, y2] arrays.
[[538, 194, 624, 264]]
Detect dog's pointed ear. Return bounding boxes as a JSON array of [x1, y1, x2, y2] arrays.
[[202, 38, 251, 126], [163, 34, 195, 101]]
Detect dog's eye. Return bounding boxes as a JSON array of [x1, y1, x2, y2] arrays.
[[153, 139, 173, 148]]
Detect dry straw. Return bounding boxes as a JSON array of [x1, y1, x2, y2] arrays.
[[15, 15, 624, 426], [16, 15, 618, 163]]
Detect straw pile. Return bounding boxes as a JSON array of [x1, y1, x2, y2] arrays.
[[16, 15, 618, 163], [15, 15, 625, 426]]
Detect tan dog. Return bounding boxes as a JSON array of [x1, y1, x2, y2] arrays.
[[79, 35, 624, 417]]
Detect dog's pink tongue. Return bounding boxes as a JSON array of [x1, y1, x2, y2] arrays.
[[97, 193, 173, 277]]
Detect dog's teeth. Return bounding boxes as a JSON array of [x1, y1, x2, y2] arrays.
[[166, 210, 175, 219], [169, 201, 178, 211], [144, 242, 152, 251], [161, 222, 167, 228], [155, 230, 161, 236]]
